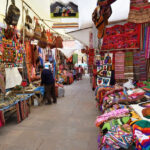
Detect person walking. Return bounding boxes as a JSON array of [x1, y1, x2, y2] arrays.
[[78, 65, 83, 80], [39, 65, 57, 105]]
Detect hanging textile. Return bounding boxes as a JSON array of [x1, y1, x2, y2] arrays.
[[147, 59, 150, 79], [124, 52, 134, 79], [115, 52, 125, 79], [73, 54, 78, 64], [133, 51, 140, 80], [128, 0, 150, 23], [145, 26, 150, 59], [25, 41, 33, 82], [140, 51, 147, 81], [38, 47, 44, 66], [0, 64, 5, 93]]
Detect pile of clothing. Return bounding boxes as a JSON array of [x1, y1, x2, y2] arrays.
[[95, 85, 150, 149]]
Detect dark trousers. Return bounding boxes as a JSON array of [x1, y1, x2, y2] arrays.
[[44, 83, 57, 104]]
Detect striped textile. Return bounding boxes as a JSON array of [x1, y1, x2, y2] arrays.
[[124, 52, 134, 79], [140, 51, 147, 81], [145, 26, 150, 59], [115, 52, 125, 79], [133, 51, 140, 80]]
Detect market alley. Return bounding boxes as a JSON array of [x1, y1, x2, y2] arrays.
[[0, 77, 98, 150]]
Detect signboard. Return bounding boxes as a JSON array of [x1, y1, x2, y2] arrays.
[[50, 2, 79, 18]]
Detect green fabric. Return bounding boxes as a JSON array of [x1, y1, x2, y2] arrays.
[[134, 120, 150, 128], [144, 115, 150, 119], [73, 54, 78, 64], [102, 117, 130, 131]]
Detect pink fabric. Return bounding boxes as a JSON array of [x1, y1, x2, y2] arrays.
[[95, 108, 129, 127]]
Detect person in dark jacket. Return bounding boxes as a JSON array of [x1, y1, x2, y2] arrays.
[[39, 65, 57, 104]]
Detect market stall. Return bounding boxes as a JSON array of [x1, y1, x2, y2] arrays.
[[91, 0, 150, 149]]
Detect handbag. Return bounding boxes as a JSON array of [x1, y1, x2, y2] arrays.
[[4, 0, 20, 26], [21, 9, 34, 39], [38, 27, 47, 48], [34, 18, 41, 40]]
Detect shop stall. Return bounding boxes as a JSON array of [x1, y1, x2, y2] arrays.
[[92, 0, 150, 149]]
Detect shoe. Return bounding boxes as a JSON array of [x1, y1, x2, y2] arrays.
[[45, 102, 52, 105], [53, 101, 57, 104]]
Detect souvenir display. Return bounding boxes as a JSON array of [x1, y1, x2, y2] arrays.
[[97, 53, 113, 86], [101, 23, 140, 50]]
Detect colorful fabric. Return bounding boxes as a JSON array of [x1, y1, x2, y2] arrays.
[[133, 120, 150, 150], [95, 108, 129, 127], [102, 116, 130, 131], [115, 52, 125, 79], [0, 64, 5, 93], [129, 111, 142, 125], [133, 52, 140, 80], [140, 51, 147, 81], [103, 124, 133, 149], [128, 0, 150, 23], [145, 27, 150, 59], [124, 52, 134, 79], [142, 108, 150, 119], [0, 111, 5, 127]]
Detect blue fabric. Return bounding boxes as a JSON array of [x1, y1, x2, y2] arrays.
[[41, 69, 54, 85], [53, 60, 56, 79], [34, 86, 44, 96]]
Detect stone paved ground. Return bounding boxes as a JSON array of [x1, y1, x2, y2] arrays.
[[0, 77, 99, 150]]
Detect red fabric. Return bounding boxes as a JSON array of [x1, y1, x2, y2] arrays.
[[0, 111, 5, 127]]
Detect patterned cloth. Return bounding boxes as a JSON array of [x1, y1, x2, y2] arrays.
[[133, 52, 140, 80], [133, 120, 150, 150], [115, 52, 125, 79], [124, 52, 134, 79], [128, 0, 150, 23], [140, 51, 147, 81], [103, 124, 133, 149]]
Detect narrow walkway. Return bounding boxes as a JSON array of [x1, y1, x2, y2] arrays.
[[0, 77, 98, 150]]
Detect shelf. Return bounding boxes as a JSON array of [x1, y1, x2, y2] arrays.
[[99, 48, 139, 52]]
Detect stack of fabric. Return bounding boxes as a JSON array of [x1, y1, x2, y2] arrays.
[[124, 52, 134, 79], [95, 85, 150, 150], [115, 52, 125, 80]]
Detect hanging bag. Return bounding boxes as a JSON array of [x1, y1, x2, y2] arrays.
[[34, 18, 41, 40], [38, 27, 47, 48], [56, 36, 63, 48], [4, 0, 20, 26], [21, 9, 34, 39]]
